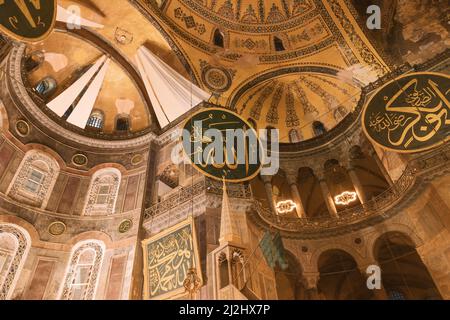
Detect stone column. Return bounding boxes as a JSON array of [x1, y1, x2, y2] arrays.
[[286, 173, 306, 218], [261, 175, 277, 217], [347, 165, 368, 205], [317, 175, 338, 218]]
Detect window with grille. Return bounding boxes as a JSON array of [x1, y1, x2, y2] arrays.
[[24, 169, 45, 194], [87, 111, 104, 129], [95, 185, 111, 205]]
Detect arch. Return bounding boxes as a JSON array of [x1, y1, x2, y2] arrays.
[[0, 99, 9, 132], [312, 121, 326, 136], [297, 167, 328, 219], [348, 145, 390, 199], [289, 129, 301, 143], [7, 150, 60, 209], [83, 167, 121, 216], [310, 243, 366, 270], [60, 240, 105, 300], [0, 223, 31, 300], [373, 231, 441, 300], [86, 110, 104, 130], [274, 250, 304, 300], [115, 114, 130, 132], [213, 28, 225, 48], [317, 249, 372, 300], [274, 36, 286, 51], [34, 76, 57, 98]]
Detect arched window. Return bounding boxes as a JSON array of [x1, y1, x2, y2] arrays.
[[0, 224, 31, 300], [34, 76, 57, 98], [289, 129, 301, 143], [274, 36, 285, 51], [60, 241, 105, 300], [84, 168, 121, 216], [313, 121, 326, 136], [87, 110, 104, 130], [115, 116, 130, 132], [7, 150, 60, 208], [334, 106, 348, 122], [213, 29, 225, 48]]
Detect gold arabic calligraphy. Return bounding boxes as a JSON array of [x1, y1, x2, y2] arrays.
[[368, 76, 450, 149], [147, 226, 194, 297]]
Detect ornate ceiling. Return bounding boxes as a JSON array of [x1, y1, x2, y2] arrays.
[[21, 0, 390, 142]]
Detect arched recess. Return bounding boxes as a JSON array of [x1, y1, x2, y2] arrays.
[[374, 232, 442, 300], [7, 150, 60, 209], [274, 250, 305, 300], [271, 169, 294, 217], [0, 223, 31, 300], [83, 168, 121, 216], [317, 249, 372, 300], [297, 167, 327, 219], [60, 240, 105, 300], [349, 145, 389, 199]]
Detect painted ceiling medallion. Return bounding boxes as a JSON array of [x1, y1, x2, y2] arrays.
[[200, 60, 235, 93], [15, 120, 30, 137], [71, 153, 88, 167], [362, 72, 450, 153], [131, 154, 144, 166], [48, 221, 66, 236], [119, 219, 133, 233]]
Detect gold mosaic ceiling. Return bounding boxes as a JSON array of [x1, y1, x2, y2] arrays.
[[25, 0, 389, 141]]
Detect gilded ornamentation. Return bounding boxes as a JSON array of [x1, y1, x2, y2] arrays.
[[250, 81, 277, 120], [285, 84, 300, 127], [266, 82, 284, 124], [200, 60, 235, 93], [119, 219, 133, 233], [174, 7, 206, 35], [142, 218, 202, 300], [71, 154, 88, 167], [0, 224, 28, 300], [15, 119, 29, 137], [48, 221, 66, 236]]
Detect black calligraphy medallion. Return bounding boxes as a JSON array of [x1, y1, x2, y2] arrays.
[[182, 107, 263, 182], [362, 72, 450, 153], [0, 0, 56, 42]]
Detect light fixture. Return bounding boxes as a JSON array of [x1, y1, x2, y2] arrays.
[[334, 191, 357, 206], [276, 200, 297, 214]]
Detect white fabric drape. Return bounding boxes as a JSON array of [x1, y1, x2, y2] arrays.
[[135, 46, 210, 128], [47, 55, 107, 117]]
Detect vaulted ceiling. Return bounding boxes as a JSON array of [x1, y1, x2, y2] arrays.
[[24, 0, 390, 141]]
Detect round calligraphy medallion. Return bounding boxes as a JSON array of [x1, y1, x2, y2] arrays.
[[119, 219, 133, 233], [181, 107, 263, 182], [201, 66, 232, 93], [0, 0, 57, 42], [71, 154, 88, 167], [131, 154, 143, 166], [15, 120, 30, 137], [362, 72, 450, 153], [48, 221, 66, 236]]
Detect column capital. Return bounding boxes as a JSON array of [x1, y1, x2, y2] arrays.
[[302, 272, 320, 289]]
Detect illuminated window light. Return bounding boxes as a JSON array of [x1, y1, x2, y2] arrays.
[[276, 200, 297, 214], [334, 191, 357, 206]]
